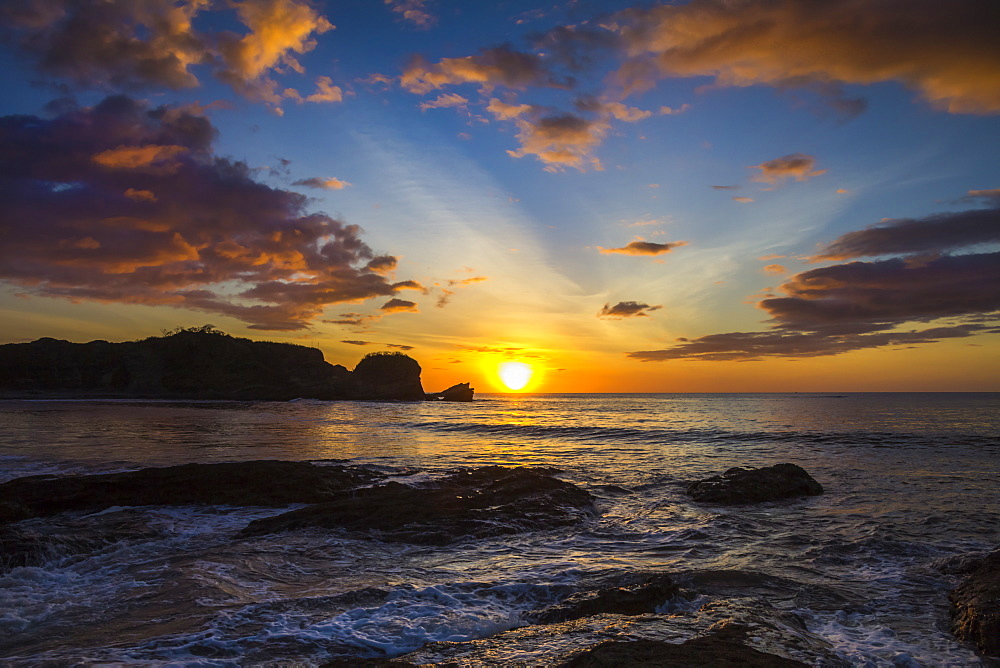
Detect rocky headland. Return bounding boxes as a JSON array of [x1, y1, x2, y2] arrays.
[[0, 327, 470, 401]]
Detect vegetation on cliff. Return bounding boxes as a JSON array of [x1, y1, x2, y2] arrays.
[[0, 326, 435, 401]]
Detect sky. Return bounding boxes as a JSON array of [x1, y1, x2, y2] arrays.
[[0, 0, 998, 393]]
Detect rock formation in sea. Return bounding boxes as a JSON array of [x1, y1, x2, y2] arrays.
[[0, 463, 594, 547], [686, 463, 824, 504], [0, 327, 471, 401], [350, 351, 425, 401], [239, 466, 596, 544], [0, 460, 383, 524], [528, 572, 685, 624], [949, 548, 1000, 658], [425, 382, 475, 402]]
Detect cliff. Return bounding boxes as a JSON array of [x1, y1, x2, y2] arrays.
[[0, 328, 442, 401]]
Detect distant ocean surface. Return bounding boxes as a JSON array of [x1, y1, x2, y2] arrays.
[[1, 393, 998, 666]]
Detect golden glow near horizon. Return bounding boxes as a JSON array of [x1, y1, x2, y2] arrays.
[[497, 361, 533, 391], [0, 0, 998, 392]]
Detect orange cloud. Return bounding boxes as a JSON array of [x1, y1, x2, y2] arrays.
[[763, 264, 787, 275], [92, 145, 189, 170], [486, 98, 534, 120], [124, 188, 157, 202], [436, 275, 487, 307], [285, 76, 344, 104], [1, 0, 334, 109], [599, 240, 687, 256], [392, 280, 427, 291], [751, 153, 826, 184], [420, 93, 469, 110], [733, 196, 754, 203], [220, 0, 333, 84], [613, 0, 1000, 114], [401, 45, 552, 94], [507, 113, 609, 171], [591, 100, 653, 122], [365, 256, 398, 275], [293, 177, 351, 190], [385, 0, 435, 29], [380, 298, 419, 313], [598, 301, 662, 318]]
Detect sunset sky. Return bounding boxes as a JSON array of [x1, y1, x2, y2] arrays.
[[1, 0, 998, 392]]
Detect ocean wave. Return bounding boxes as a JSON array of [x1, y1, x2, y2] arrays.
[[402, 419, 993, 449]]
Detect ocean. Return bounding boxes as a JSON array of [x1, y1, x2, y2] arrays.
[[1, 393, 998, 666]]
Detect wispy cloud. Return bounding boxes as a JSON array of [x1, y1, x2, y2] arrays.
[[385, 0, 436, 29], [750, 153, 826, 184]]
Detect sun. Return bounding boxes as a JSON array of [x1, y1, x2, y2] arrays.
[[497, 361, 533, 391]]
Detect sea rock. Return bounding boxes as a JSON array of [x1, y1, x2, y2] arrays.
[[950, 548, 1000, 658], [559, 633, 809, 667], [0, 460, 381, 524], [350, 352, 425, 401], [686, 463, 823, 504], [426, 382, 475, 401], [0, 509, 161, 572], [396, 597, 848, 667], [530, 572, 685, 624], [240, 466, 596, 544]]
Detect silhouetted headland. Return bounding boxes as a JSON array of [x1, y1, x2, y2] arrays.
[[0, 326, 473, 401]]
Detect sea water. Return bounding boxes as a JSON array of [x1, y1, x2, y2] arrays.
[[0, 393, 997, 665]]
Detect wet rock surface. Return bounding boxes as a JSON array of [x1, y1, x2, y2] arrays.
[[0, 460, 382, 524], [559, 633, 809, 667], [686, 463, 823, 504], [394, 597, 848, 667], [530, 572, 684, 624], [0, 509, 161, 571], [950, 548, 1000, 658], [240, 466, 596, 544]]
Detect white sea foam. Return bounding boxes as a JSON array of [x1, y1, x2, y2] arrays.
[[805, 608, 984, 667]]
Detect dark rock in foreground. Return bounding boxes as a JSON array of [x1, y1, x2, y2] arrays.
[[950, 548, 1000, 658], [426, 382, 475, 402], [396, 597, 848, 667], [240, 466, 596, 544], [561, 632, 809, 667], [0, 460, 381, 524], [686, 463, 823, 505], [531, 572, 684, 624]]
